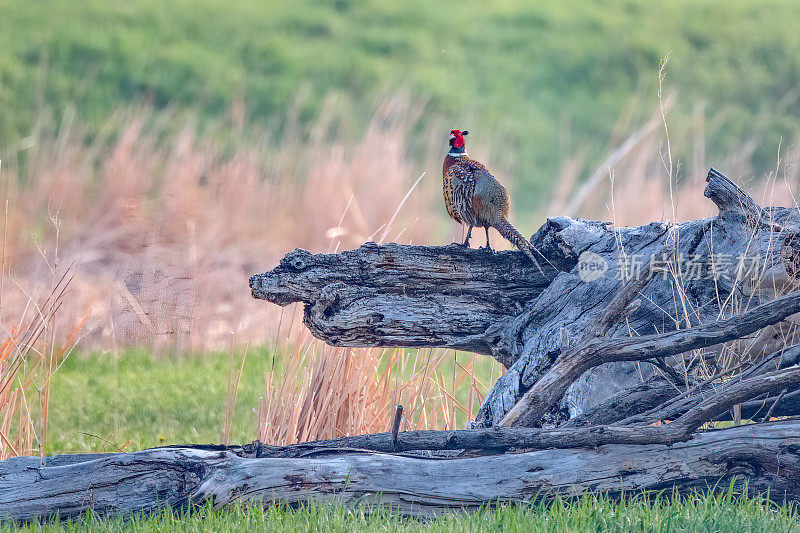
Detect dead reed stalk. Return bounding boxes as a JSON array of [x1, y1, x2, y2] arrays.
[[0, 271, 81, 458]]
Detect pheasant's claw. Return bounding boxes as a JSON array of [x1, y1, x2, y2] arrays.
[[462, 225, 474, 248]]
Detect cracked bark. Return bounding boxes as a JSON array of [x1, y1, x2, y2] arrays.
[[4, 421, 800, 520]]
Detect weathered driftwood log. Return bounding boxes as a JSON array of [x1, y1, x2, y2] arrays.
[[3, 420, 800, 521], [3, 169, 800, 521], [251, 242, 557, 367], [251, 168, 800, 427], [477, 169, 800, 426]]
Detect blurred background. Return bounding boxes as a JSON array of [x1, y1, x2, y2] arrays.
[[3, 0, 800, 456]]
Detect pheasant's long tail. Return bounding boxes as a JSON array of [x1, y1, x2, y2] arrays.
[[492, 217, 548, 274]]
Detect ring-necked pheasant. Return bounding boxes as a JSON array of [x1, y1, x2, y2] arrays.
[[443, 129, 544, 272]]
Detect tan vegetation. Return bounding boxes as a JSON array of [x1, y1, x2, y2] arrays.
[[1, 94, 441, 352], [256, 327, 496, 443], [0, 273, 82, 458]]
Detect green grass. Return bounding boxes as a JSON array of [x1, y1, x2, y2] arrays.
[[43, 347, 500, 453], [44, 348, 269, 453], [3, 0, 800, 205], [3, 489, 798, 532]]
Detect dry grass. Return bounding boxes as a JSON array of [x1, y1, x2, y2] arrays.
[[0, 272, 82, 459], [3, 91, 800, 443], [8, 92, 794, 354], [1, 93, 442, 353], [551, 114, 800, 227], [2, 93, 495, 443], [256, 312, 497, 444]]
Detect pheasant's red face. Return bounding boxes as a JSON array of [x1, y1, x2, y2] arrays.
[[449, 129, 468, 149]]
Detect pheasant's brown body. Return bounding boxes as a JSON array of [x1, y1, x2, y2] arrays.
[[443, 154, 510, 228], [442, 131, 543, 271]]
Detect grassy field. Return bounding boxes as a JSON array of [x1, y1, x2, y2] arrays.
[[43, 347, 502, 453], [3, 0, 800, 203], [3, 489, 798, 531], [45, 349, 267, 453]]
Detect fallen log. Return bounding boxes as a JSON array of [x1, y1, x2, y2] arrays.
[[250, 242, 557, 367], [3, 420, 800, 520]]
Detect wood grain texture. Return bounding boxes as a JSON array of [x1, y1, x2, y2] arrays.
[[250, 243, 558, 366], [3, 421, 800, 520], [500, 292, 800, 427]]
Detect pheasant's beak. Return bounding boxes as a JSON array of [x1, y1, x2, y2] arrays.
[[449, 133, 455, 140]]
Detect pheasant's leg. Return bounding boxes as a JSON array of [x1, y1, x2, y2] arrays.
[[462, 225, 473, 247], [483, 226, 493, 251]]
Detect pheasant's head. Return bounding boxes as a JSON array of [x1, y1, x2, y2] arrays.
[[449, 129, 469, 150]]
